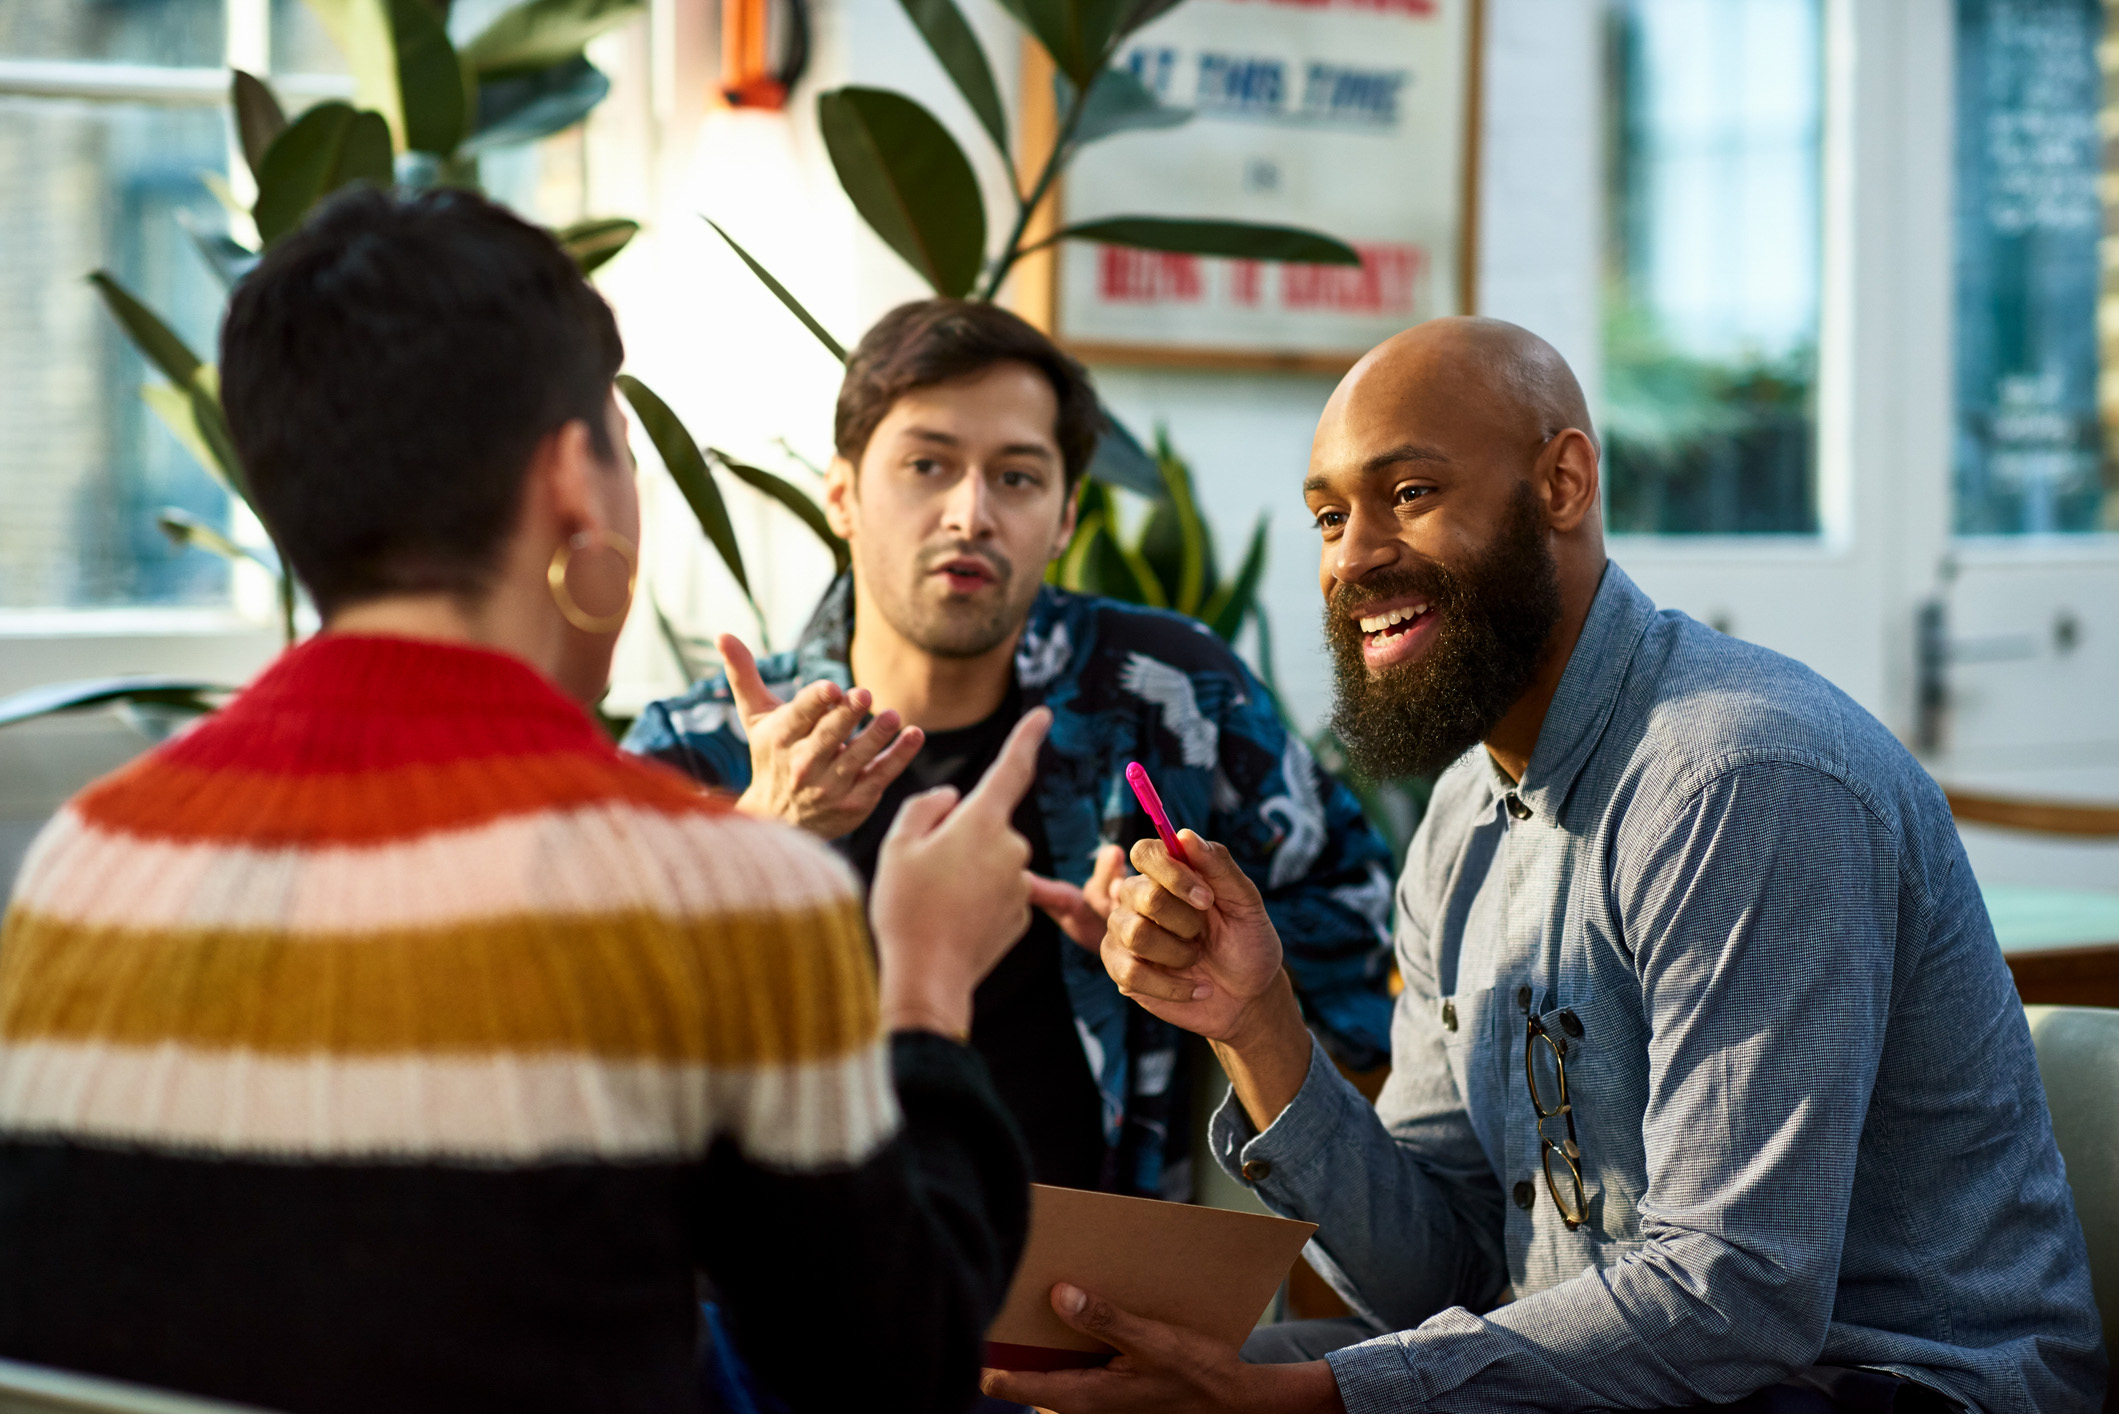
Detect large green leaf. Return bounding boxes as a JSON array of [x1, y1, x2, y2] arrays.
[[89, 271, 202, 388], [818, 87, 987, 299], [1054, 216, 1361, 265], [253, 102, 394, 245], [558, 216, 638, 275], [388, 0, 472, 155], [157, 506, 276, 572], [1139, 429, 1211, 614], [994, 0, 1133, 87], [710, 448, 851, 575], [176, 211, 259, 290], [0, 677, 229, 731], [142, 383, 229, 488], [1060, 65, 1189, 148], [895, 0, 1009, 159], [1061, 509, 1164, 606], [231, 71, 287, 181], [1117, 0, 1186, 39], [1202, 514, 1268, 641], [300, 0, 401, 138], [615, 374, 748, 596], [464, 53, 608, 154], [703, 217, 846, 363], [1084, 406, 1163, 496], [186, 375, 249, 502], [463, 0, 643, 78]]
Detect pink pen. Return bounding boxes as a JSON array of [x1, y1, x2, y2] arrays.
[[1124, 761, 1192, 866]]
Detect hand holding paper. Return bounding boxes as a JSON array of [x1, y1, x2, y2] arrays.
[[981, 1283, 1345, 1414]]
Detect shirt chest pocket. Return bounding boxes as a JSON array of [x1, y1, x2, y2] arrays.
[[1532, 990, 1651, 1243]]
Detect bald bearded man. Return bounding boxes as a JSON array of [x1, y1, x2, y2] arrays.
[[982, 320, 2104, 1414]]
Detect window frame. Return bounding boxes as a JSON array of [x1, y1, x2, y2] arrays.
[[0, 1, 348, 682]]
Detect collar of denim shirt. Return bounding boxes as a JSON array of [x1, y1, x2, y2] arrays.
[[1481, 561, 1658, 828]]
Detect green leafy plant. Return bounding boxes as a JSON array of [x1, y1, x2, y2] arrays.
[[83, 0, 646, 663], [638, 0, 1359, 668], [1052, 428, 1267, 644]]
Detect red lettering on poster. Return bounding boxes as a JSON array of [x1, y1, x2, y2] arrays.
[[1280, 243, 1421, 314], [1099, 247, 1205, 303], [1227, 0, 1436, 15], [1228, 259, 1263, 306]]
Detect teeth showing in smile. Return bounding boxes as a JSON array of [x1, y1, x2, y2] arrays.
[[1359, 603, 1431, 635]]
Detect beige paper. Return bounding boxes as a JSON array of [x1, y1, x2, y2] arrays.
[[985, 1183, 1318, 1368]]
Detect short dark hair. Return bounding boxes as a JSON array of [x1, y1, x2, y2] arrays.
[[834, 300, 1100, 487], [220, 185, 624, 616]]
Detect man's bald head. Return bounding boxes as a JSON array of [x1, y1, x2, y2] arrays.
[[1327, 316, 1596, 456]]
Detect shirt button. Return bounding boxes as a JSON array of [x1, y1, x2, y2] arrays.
[[1506, 793, 1532, 821], [1440, 1000, 1458, 1032], [1241, 1160, 1272, 1183], [1513, 1179, 1536, 1210], [1558, 1009, 1583, 1039]]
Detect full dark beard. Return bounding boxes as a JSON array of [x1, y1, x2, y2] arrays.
[[1324, 481, 1563, 781]]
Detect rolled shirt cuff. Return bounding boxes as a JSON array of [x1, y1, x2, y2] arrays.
[[1326, 1334, 1426, 1414], [1208, 1033, 1368, 1210]]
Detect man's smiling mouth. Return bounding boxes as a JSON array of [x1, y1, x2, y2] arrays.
[[1359, 600, 1433, 646]]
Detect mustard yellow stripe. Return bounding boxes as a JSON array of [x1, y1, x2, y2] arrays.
[[0, 902, 879, 1063]]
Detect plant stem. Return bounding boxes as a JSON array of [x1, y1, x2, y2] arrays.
[[980, 67, 1100, 302]]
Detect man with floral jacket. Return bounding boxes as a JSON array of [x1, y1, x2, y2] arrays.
[[626, 300, 1393, 1199]]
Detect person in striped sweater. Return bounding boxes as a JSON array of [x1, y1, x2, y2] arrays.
[[0, 187, 1037, 1413]]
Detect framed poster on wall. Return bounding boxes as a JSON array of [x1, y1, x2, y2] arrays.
[[1046, 0, 1480, 372]]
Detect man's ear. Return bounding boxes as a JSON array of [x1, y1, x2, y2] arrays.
[[823, 455, 858, 540], [1541, 428, 1601, 535], [1050, 477, 1082, 562]]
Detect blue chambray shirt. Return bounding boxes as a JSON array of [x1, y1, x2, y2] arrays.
[[625, 576, 1396, 1199], [1213, 564, 2104, 1414]]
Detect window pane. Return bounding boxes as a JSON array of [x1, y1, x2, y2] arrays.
[[1953, 0, 2113, 535], [0, 98, 232, 609], [1601, 0, 1823, 535], [0, 0, 222, 69], [270, 0, 346, 74]]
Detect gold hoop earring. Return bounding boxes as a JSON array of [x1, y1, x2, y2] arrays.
[[547, 529, 638, 634]]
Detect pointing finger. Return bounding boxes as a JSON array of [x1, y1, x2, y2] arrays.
[[882, 784, 958, 845], [960, 706, 1051, 820], [717, 635, 783, 724]]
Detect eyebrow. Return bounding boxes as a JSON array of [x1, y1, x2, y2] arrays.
[[902, 429, 1057, 461], [1303, 443, 1451, 495]]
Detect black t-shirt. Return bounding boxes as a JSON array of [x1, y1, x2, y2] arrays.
[[840, 686, 1110, 1191]]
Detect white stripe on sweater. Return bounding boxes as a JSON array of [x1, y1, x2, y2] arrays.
[[12, 804, 863, 936], [0, 1038, 900, 1168]]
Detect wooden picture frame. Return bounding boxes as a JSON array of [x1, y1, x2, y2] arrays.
[[1012, 0, 1484, 375]]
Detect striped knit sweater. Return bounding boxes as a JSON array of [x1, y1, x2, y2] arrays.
[[0, 634, 1027, 1414]]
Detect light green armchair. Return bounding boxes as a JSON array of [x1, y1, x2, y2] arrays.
[[0, 1357, 273, 1414], [2025, 1005, 2119, 1369]]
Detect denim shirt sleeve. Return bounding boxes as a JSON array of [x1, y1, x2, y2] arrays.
[[1316, 761, 1902, 1414], [1210, 1010, 1511, 1336]]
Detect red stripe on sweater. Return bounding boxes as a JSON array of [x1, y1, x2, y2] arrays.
[[70, 634, 730, 843]]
